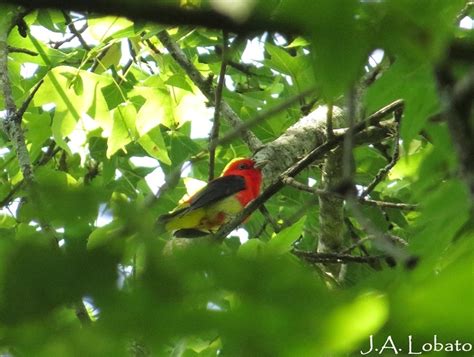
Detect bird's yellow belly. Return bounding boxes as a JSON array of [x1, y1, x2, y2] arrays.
[[165, 196, 242, 232]]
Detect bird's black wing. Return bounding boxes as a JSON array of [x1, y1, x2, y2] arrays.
[[158, 175, 246, 222], [188, 175, 246, 211]]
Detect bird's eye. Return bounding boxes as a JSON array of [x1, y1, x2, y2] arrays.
[[238, 163, 249, 170]]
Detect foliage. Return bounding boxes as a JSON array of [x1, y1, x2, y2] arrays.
[[0, 0, 472, 356]]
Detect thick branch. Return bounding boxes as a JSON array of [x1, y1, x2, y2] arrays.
[[254, 105, 345, 187], [0, 0, 300, 34], [0, 6, 34, 184], [254, 101, 403, 187], [317, 146, 345, 277]]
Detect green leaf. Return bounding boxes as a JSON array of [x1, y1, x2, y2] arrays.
[[265, 43, 313, 92], [0, 214, 16, 229], [93, 42, 122, 74], [23, 111, 52, 160], [107, 102, 138, 157], [238, 239, 265, 259], [86, 16, 134, 41], [365, 59, 440, 146], [36, 9, 66, 33], [165, 74, 193, 92], [135, 88, 173, 135], [274, 0, 368, 98], [265, 43, 298, 76], [33, 66, 113, 151], [390, 251, 474, 341], [322, 293, 389, 353], [8, 32, 70, 66], [410, 179, 470, 260], [267, 217, 306, 254], [286, 36, 310, 48], [138, 127, 171, 165], [101, 82, 125, 110], [88, 221, 122, 250]]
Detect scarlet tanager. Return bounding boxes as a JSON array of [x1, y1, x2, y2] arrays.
[[159, 158, 262, 238]]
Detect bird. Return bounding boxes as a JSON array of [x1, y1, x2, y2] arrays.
[[158, 158, 262, 238]]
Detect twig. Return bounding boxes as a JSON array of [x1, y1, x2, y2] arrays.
[[360, 107, 402, 198], [341, 234, 408, 254], [208, 31, 228, 181], [52, 23, 87, 49], [62, 11, 90, 50], [156, 30, 262, 152], [343, 219, 370, 254], [145, 39, 161, 55], [35, 141, 60, 165], [345, 198, 411, 263], [326, 103, 334, 139], [282, 176, 417, 210], [214, 44, 270, 78], [7, 45, 37, 56], [0, 182, 22, 208], [146, 159, 200, 209], [258, 205, 281, 233], [361, 198, 417, 211], [292, 249, 384, 264], [228, 60, 259, 77], [89, 43, 113, 73], [342, 87, 357, 184], [15, 79, 44, 121], [456, 1, 474, 23], [283, 176, 329, 195], [75, 301, 92, 326], [254, 221, 269, 240]]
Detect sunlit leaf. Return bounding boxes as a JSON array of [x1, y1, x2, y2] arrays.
[[107, 102, 138, 157]]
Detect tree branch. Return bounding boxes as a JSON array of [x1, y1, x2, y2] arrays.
[[360, 108, 402, 198], [0, 6, 34, 184], [292, 249, 384, 265], [7, 45, 37, 56], [456, 1, 474, 23], [0, 0, 300, 35], [208, 31, 228, 181], [254, 100, 404, 187], [282, 176, 417, 211], [62, 10, 90, 50]]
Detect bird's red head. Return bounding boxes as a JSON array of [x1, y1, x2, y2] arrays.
[[222, 158, 262, 201]]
